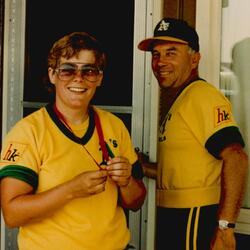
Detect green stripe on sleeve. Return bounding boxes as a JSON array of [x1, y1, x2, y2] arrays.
[[0, 165, 38, 190]]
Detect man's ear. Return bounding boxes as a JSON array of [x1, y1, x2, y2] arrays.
[[48, 68, 56, 85], [191, 52, 201, 69]]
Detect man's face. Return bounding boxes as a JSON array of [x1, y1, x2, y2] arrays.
[[151, 42, 200, 89]]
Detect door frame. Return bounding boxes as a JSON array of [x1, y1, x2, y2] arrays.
[[132, 1, 162, 249]]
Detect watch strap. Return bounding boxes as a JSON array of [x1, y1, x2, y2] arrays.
[[227, 222, 236, 228]]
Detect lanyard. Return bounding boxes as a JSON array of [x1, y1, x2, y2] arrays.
[[53, 104, 110, 167], [93, 110, 109, 162]]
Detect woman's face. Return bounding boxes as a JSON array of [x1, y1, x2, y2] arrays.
[[48, 49, 103, 111]]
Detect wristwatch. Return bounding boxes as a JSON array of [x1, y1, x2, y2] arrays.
[[218, 220, 235, 230]]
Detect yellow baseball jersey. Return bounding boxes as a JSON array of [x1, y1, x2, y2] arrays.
[[157, 79, 245, 208], [0, 104, 143, 250]]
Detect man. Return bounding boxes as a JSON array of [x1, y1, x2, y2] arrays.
[[138, 17, 248, 250]]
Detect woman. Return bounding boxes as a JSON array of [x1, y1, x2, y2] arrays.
[[0, 32, 146, 250]]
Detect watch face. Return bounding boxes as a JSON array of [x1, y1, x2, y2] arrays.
[[219, 220, 228, 229], [218, 220, 235, 229]]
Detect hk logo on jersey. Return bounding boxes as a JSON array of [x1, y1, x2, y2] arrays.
[[215, 106, 232, 126], [3, 143, 27, 162]]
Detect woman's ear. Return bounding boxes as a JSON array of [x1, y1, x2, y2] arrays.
[[96, 74, 104, 86], [48, 68, 56, 85], [96, 81, 102, 87]]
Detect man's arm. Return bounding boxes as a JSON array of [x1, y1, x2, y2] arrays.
[[136, 151, 157, 179], [218, 143, 248, 221], [142, 162, 157, 179], [211, 143, 248, 249]]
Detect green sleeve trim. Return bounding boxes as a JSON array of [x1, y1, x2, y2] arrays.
[[205, 126, 245, 159], [0, 165, 38, 190]]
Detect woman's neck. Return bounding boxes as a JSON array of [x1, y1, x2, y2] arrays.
[[54, 103, 89, 125]]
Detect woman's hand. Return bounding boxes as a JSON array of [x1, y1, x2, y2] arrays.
[[106, 157, 132, 187]]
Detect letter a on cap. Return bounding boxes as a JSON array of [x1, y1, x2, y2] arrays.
[[158, 20, 170, 31]]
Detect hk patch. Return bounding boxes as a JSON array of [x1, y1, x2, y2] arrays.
[[214, 105, 232, 126], [2, 142, 27, 162]]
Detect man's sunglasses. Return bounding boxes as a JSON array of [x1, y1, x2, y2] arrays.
[[55, 63, 103, 82]]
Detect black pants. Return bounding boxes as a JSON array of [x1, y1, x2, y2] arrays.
[[156, 205, 218, 250]]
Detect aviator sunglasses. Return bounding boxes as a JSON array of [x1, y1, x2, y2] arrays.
[[55, 63, 103, 82]]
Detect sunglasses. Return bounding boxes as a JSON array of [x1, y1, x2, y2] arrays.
[[55, 63, 103, 82]]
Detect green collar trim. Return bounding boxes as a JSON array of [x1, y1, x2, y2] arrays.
[[46, 103, 95, 145]]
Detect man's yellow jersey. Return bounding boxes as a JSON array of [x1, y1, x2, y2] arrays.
[[157, 79, 245, 208]]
